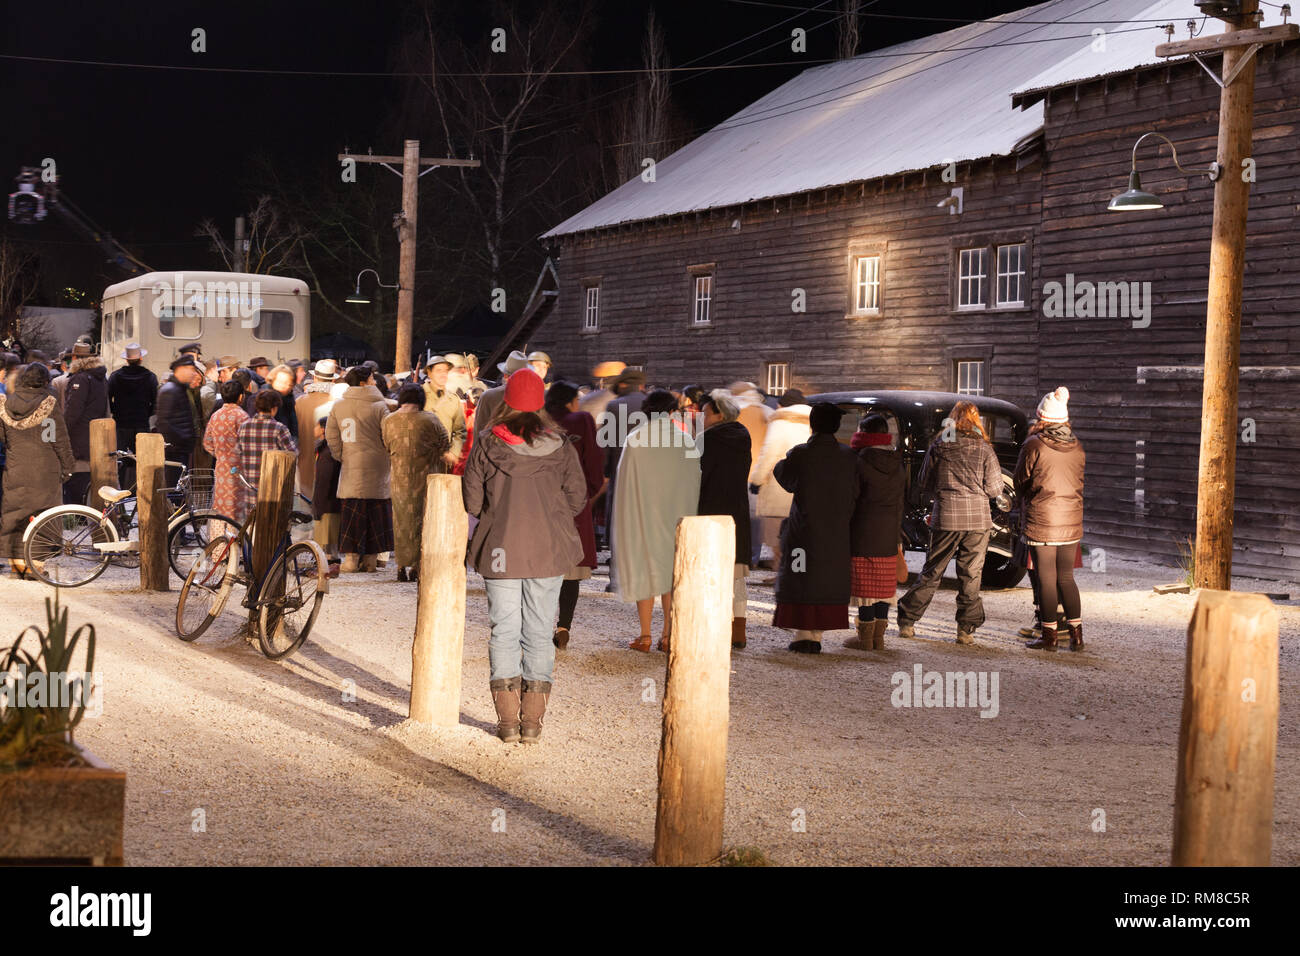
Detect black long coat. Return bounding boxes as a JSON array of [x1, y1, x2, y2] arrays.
[[697, 419, 752, 566], [64, 359, 109, 461], [0, 387, 74, 557], [850, 444, 906, 557], [155, 377, 197, 457], [107, 363, 157, 431], [773, 433, 862, 605]]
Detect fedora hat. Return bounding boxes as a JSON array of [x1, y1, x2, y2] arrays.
[[312, 359, 340, 381], [217, 354, 239, 370], [526, 350, 552, 367], [248, 356, 270, 368], [496, 349, 530, 376], [425, 354, 454, 370], [120, 343, 148, 361], [71, 342, 94, 358]]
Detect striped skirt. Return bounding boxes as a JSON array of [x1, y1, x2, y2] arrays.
[[339, 498, 394, 556]]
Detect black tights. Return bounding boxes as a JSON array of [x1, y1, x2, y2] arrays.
[[1031, 544, 1081, 627], [557, 578, 580, 630], [856, 601, 890, 622]]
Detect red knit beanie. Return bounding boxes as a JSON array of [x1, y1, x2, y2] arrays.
[[503, 367, 545, 412]]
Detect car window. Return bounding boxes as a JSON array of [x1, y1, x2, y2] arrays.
[[834, 405, 899, 447]]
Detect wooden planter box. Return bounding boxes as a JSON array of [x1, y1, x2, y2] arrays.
[[0, 747, 124, 866]]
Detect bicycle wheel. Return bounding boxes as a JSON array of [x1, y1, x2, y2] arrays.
[[257, 542, 326, 659], [175, 537, 238, 641], [168, 511, 238, 580], [24, 510, 117, 587]]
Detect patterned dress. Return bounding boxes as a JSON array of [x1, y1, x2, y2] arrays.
[[380, 409, 450, 568], [235, 413, 297, 522], [203, 404, 249, 522]]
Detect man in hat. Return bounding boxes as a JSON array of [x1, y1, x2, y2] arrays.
[[579, 360, 626, 420], [295, 359, 339, 497], [179, 342, 202, 359], [198, 357, 222, 421], [108, 343, 158, 487], [248, 356, 271, 390], [62, 341, 109, 504], [156, 355, 205, 483], [473, 349, 529, 432], [288, 358, 307, 398], [421, 355, 467, 468], [526, 350, 552, 385]]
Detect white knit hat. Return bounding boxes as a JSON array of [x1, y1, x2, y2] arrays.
[[1036, 386, 1070, 424]]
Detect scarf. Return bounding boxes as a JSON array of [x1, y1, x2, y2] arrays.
[[850, 431, 892, 450], [1040, 422, 1077, 445]]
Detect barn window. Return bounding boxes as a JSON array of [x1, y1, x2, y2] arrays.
[[692, 274, 713, 326], [854, 256, 881, 313], [251, 309, 294, 342], [583, 285, 600, 331], [955, 359, 985, 396], [957, 248, 987, 309], [766, 362, 788, 396], [996, 243, 1026, 307]]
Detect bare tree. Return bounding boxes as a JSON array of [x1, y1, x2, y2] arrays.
[[839, 0, 861, 60], [0, 237, 40, 343], [615, 9, 673, 184], [196, 196, 306, 275]]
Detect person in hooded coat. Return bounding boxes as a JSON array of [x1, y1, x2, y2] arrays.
[[842, 414, 906, 652], [63, 351, 110, 505], [325, 365, 393, 573], [462, 368, 586, 745], [613, 389, 701, 653], [696, 390, 753, 649], [772, 402, 862, 653], [381, 382, 450, 580], [0, 363, 74, 576]]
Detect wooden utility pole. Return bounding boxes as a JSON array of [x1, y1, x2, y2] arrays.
[[135, 433, 169, 591], [1172, 589, 1278, 865], [654, 515, 734, 867], [337, 144, 480, 377], [410, 474, 468, 727], [250, 451, 296, 584]]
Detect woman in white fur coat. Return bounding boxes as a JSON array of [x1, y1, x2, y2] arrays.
[[749, 389, 812, 570]]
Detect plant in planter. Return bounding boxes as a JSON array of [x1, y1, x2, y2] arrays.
[[0, 596, 124, 865]]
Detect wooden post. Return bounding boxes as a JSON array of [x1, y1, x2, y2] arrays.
[[87, 419, 118, 512], [135, 433, 169, 591], [1173, 589, 1279, 866], [653, 515, 735, 867], [1194, 0, 1260, 590], [409, 474, 468, 726], [250, 451, 297, 583], [394, 138, 419, 378]]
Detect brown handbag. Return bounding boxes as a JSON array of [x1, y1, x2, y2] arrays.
[[896, 544, 909, 584]]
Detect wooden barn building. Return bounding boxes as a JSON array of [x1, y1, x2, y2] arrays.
[[504, 0, 1300, 581]]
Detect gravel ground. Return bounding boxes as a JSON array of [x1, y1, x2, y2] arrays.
[[3, 550, 1296, 866]]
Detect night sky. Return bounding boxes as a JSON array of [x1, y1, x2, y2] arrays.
[[2, 0, 1031, 302]]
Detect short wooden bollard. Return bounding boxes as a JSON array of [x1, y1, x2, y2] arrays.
[[134, 433, 169, 591], [1172, 589, 1279, 866], [250, 451, 297, 583], [410, 474, 468, 726], [87, 419, 118, 512], [654, 514, 735, 866]]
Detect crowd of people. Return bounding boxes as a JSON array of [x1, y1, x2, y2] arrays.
[[0, 336, 1087, 745]]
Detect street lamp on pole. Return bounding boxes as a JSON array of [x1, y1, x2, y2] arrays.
[[346, 268, 399, 306]]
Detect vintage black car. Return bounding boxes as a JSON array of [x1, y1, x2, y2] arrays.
[[805, 390, 1029, 590]]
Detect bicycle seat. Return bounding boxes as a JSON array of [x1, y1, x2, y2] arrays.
[[99, 486, 132, 503], [289, 511, 313, 525]]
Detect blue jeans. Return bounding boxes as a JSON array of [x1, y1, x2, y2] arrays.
[[484, 576, 562, 683]]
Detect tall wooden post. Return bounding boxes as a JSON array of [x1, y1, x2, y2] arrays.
[[135, 433, 169, 591], [410, 474, 468, 726], [1173, 589, 1279, 866], [395, 139, 419, 379], [250, 451, 297, 583], [1194, 0, 1259, 590], [654, 515, 734, 867], [87, 419, 118, 512]]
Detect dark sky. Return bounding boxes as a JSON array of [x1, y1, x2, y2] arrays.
[[2, 0, 1031, 301]]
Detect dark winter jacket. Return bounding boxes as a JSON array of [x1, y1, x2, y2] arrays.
[[697, 419, 752, 566], [558, 409, 604, 570], [155, 377, 198, 457], [311, 439, 342, 519], [462, 424, 586, 579], [1014, 429, 1086, 543], [849, 437, 906, 558], [64, 357, 109, 462], [274, 388, 298, 441], [0, 387, 74, 557], [773, 433, 862, 606], [917, 431, 1003, 531], [107, 362, 158, 430]]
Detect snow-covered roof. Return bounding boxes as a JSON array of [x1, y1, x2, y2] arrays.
[[544, 0, 1226, 238], [103, 271, 309, 299]]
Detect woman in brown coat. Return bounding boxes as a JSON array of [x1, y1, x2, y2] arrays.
[[1015, 387, 1086, 652], [462, 369, 585, 745], [325, 366, 393, 573], [381, 383, 450, 581]]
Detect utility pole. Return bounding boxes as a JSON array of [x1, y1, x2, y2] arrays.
[[1156, 2, 1296, 589], [338, 142, 479, 376]]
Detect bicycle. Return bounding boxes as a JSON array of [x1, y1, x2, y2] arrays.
[[21, 449, 237, 587], [175, 468, 328, 660]]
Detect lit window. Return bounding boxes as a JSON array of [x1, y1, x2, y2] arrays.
[[692, 274, 712, 326], [955, 360, 985, 396], [996, 243, 1026, 307], [854, 256, 880, 313], [251, 310, 294, 342], [583, 285, 599, 331], [958, 248, 987, 309], [766, 362, 788, 396]]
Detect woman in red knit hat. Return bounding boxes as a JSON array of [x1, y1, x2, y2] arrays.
[[462, 368, 587, 744]]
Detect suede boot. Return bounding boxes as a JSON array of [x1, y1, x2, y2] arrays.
[[520, 680, 552, 744], [872, 618, 888, 650], [490, 677, 522, 743], [844, 618, 873, 650], [360, 554, 378, 573], [1026, 625, 1058, 651], [1068, 622, 1084, 652], [340, 553, 360, 573]]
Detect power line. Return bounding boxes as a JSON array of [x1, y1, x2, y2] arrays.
[[721, 0, 1211, 23]]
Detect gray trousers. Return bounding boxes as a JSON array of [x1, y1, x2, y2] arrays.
[[897, 529, 990, 631]]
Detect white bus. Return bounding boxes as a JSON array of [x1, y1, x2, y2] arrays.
[[100, 271, 310, 378]]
